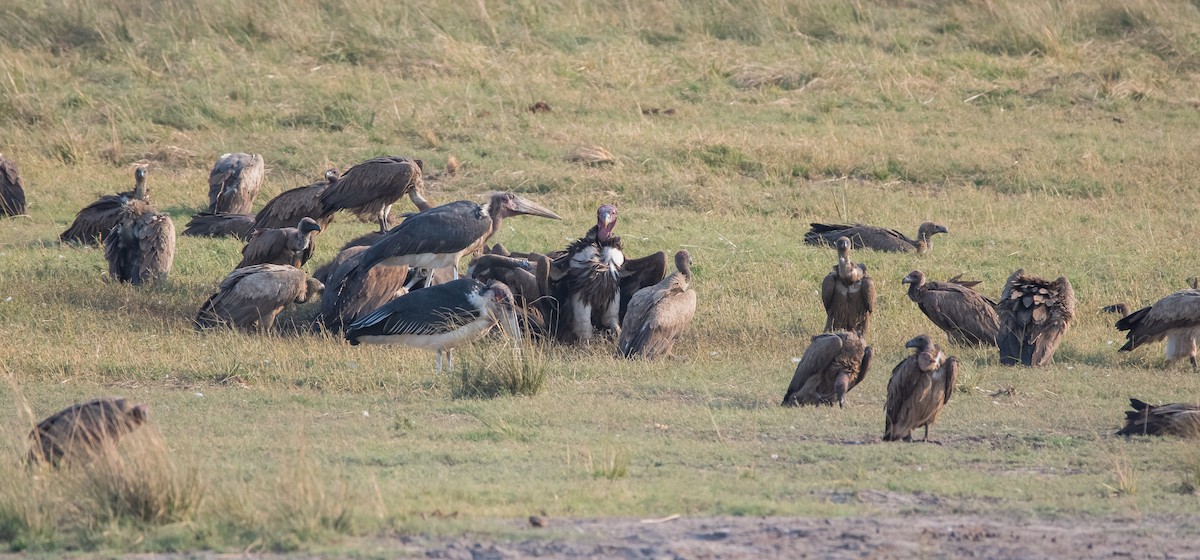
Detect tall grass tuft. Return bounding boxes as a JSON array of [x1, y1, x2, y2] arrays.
[[453, 329, 547, 399]]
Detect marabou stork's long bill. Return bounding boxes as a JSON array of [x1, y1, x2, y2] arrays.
[[358, 192, 560, 289], [345, 278, 520, 371]]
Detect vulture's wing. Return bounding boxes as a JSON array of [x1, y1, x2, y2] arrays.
[[844, 225, 915, 252], [940, 356, 959, 405], [61, 195, 124, 244], [1028, 276, 1075, 366], [135, 212, 175, 285], [920, 282, 1000, 345], [783, 334, 844, 405], [820, 269, 836, 312], [803, 223, 852, 246], [182, 213, 256, 239], [1116, 290, 1200, 351], [318, 156, 420, 220], [254, 181, 329, 230], [619, 251, 668, 319], [0, 157, 28, 216], [848, 344, 872, 391], [238, 228, 289, 268]]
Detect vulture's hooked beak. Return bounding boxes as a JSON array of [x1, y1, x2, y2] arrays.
[[904, 337, 923, 349], [511, 197, 561, 220]]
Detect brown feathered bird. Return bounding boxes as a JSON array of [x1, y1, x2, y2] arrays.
[[821, 237, 875, 335], [1116, 289, 1200, 369], [253, 168, 340, 230], [104, 199, 175, 285], [617, 250, 697, 359], [782, 331, 873, 408], [318, 246, 413, 332], [805, 222, 948, 253], [195, 264, 323, 331], [208, 152, 265, 214], [902, 270, 999, 347], [236, 217, 322, 269], [181, 212, 256, 239], [61, 165, 150, 245], [317, 156, 429, 233], [28, 397, 149, 466], [0, 155, 29, 217], [1117, 399, 1200, 437], [996, 269, 1075, 366], [884, 335, 959, 442]]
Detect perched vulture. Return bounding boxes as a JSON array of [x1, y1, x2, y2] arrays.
[[820, 237, 875, 335], [181, 212, 256, 239], [254, 168, 340, 231], [883, 335, 959, 442], [236, 217, 322, 269], [195, 264, 323, 332], [1116, 399, 1200, 437], [781, 331, 873, 408], [901, 270, 999, 346], [617, 250, 697, 359], [1115, 289, 1200, 369], [61, 165, 150, 245], [468, 250, 554, 338], [0, 155, 28, 217], [345, 278, 520, 371], [208, 152, 265, 214], [104, 199, 175, 285], [804, 221, 948, 253], [995, 269, 1074, 366], [317, 156, 430, 233], [318, 245, 413, 332], [28, 397, 148, 466], [550, 204, 667, 344]]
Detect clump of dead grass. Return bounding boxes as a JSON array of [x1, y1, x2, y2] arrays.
[[565, 145, 617, 167], [730, 65, 817, 91]]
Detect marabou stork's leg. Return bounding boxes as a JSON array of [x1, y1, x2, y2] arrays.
[[404, 270, 425, 291], [423, 269, 434, 288], [452, 267, 460, 280]]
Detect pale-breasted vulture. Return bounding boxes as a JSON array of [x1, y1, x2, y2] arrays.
[[884, 335, 959, 442], [28, 397, 149, 466], [617, 250, 697, 359], [0, 155, 28, 217], [235, 217, 322, 269], [208, 152, 265, 214], [1115, 289, 1200, 369], [1116, 399, 1200, 437], [996, 269, 1074, 367], [104, 199, 175, 286], [61, 165, 150, 245], [317, 156, 429, 233], [821, 237, 875, 335], [902, 270, 999, 347], [805, 221, 948, 253], [781, 331, 873, 408], [254, 168, 340, 231], [195, 264, 323, 332]]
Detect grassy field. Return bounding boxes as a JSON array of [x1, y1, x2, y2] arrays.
[[3, 0, 1200, 552]]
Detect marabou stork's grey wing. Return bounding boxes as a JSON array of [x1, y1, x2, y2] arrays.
[[317, 156, 420, 220], [254, 181, 329, 230], [783, 334, 844, 405], [1116, 289, 1200, 351], [237, 228, 289, 268], [0, 157, 28, 216], [360, 201, 489, 267], [346, 279, 484, 339], [182, 213, 256, 239], [61, 195, 125, 244], [134, 211, 175, 285]]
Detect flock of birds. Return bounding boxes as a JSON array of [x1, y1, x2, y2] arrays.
[[0, 150, 1197, 466]]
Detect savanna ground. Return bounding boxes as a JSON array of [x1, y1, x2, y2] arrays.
[[2, 0, 1200, 556]]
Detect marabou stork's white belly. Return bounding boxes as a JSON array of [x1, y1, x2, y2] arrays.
[[376, 250, 464, 272], [355, 316, 498, 350]]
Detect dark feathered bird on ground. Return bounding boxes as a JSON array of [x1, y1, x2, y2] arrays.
[[469, 250, 554, 338], [104, 199, 175, 285], [236, 217, 322, 269], [345, 278, 520, 371], [821, 237, 875, 336], [61, 165, 150, 245], [195, 264, 323, 332], [902, 270, 999, 346], [617, 250, 697, 359], [0, 155, 29, 217], [1115, 289, 1200, 369], [28, 397, 149, 466], [208, 152, 265, 214], [318, 156, 431, 233], [996, 269, 1075, 367], [884, 335, 959, 442], [254, 168, 340, 230], [181, 212, 256, 239], [805, 222, 948, 253], [782, 331, 873, 408], [1116, 399, 1200, 437], [1102, 303, 1130, 318]]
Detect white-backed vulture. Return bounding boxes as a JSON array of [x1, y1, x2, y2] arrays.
[[1116, 399, 1200, 437], [1116, 289, 1200, 369], [1101, 303, 1130, 318], [781, 331, 873, 408], [253, 168, 340, 230], [996, 269, 1075, 367], [821, 237, 875, 335], [805, 221, 948, 253], [617, 250, 697, 359], [195, 264, 323, 332], [319, 245, 412, 332], [104, 199, 175, 286], [61, 165, 149, 245], [317, 156, 430, 233], [1, 155, 28, 217], [181, 212, 256, 239], [236, 217, 322, 269], [469, 251, 554, 339], [902, 270, 999, 346], [28, 397, 148, 466], [208, 152, 265, 214], [884, 335, 959, 442]]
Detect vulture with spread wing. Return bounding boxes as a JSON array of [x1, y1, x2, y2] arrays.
[[884, 335, 959, 442], [617, 250, 697, 359], [781, 331, 873, 408], [1, 155, 28, 217], [996, 269, 1075, 367], [805, 221, 948, 253], [208, 152, 265, 214], [902, 270, 999, 346], [195, 264, 323, 331], [104, 199, 175, 286], [28, 397, 149, 466], [61, 166, 150, 245], [254, 168, 340, 230], [1115, 289, 1200, 369], [821, 237, 875, 335], [1117, 399, 1200, 437]]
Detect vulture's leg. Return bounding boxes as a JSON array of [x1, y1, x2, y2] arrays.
[[602, 291, 621, 335], [436, 350, 444, 372], [447, 349, 454, 369], [378, 205, 391, 233], [923, 425, 930, 442], [570, 296, 594, 343], [1191, 355, 1197, 370]]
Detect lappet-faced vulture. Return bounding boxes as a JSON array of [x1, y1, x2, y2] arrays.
[[317, 156, 431, 233], [468, 250, 554, 338], [28, 397, 148, 466], [996, 269, 1075, 367], [181, 212, 256, 239], [345, 278, 520, 371], [550, 204, 667, 343], [805, 222, 948, 253], [821, 237, 875, 336], [254, 168, 340, 231], [195, 264, 323, 332], [104, 199, 175, 286], [0, 155, 28, 217], [617, 250, 697, 359], [901, 270, 999, 346], [61, 165, 150, 245], [208, 152, 265, 214], [1115, 289, 1200, 369], [781, 331, 873, 408], [236, 217, 322, 269], [1116, 398, 1200, 437], [884, 335, 959, 442]]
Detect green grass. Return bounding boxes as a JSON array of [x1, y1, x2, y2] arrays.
[[3, 0, 1200, 552]]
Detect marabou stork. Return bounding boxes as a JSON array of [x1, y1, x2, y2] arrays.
[[28, 397, 149, 466], [61, 165, 150, 245], [317, 156, 432, 233], [805, 221, 949, 253], [208, 152, 265, 214], [345, 278, 520, 371], [104, 198, 175, 285], [236, 217, 322, 269], [0, 155, 28, 217], [884, 335, 959, 442]]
